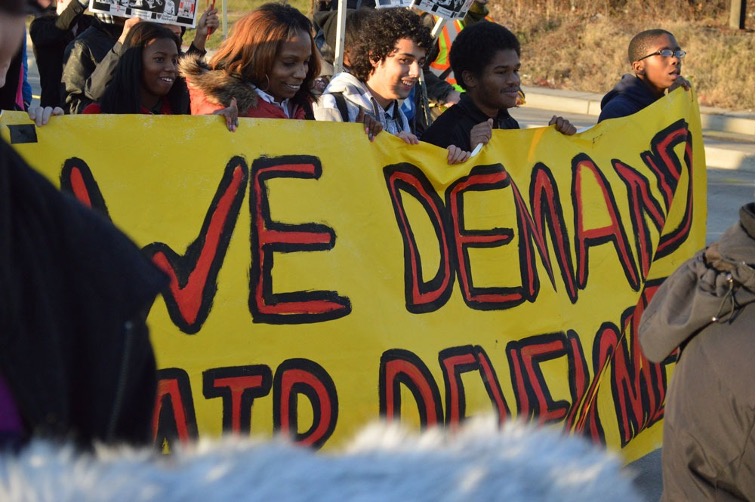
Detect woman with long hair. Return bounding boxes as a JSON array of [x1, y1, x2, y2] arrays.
[[82, 22, 188, 114], [180, 2, 320, 120]]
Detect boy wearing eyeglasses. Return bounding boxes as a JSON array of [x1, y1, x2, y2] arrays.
[[598, 29, 690, 123]]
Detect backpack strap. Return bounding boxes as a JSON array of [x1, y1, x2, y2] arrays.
[[438, 66, 453, 82], [329, 91, 350, 122]]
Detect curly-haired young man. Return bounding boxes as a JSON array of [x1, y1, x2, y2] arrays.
[[313, 8, 432, 144]]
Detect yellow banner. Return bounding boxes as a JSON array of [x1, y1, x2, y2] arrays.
[[1, 89, 706, 461]]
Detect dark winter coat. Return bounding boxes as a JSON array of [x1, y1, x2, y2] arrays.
[[62, 18, 123, 114], [0, 138, 167, 447], [421, 93, 519, 151], [29, 1, 92, 108], [639, 203, 755, 501], [0, 48, 24, 111], [598, 74, 660, 123]]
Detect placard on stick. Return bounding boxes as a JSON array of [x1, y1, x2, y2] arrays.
[[88, 0, 197, 28], [410, 0, 475, 20]]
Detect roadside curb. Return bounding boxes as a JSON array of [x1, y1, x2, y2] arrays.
[[520, 85, 756, 137], [698, 111, 755, 137], [521, 86, 604, 117], [520, 85, 755, 172], [704, 144, 755, 172]]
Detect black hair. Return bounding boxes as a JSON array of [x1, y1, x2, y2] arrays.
[[449, 21, 520, 91], [349, 8, 432, 83], [628, 29, 675, 63], [99, 22, 188, 114]]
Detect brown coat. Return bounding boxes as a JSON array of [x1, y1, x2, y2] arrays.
[[639, 203, 755, 501]]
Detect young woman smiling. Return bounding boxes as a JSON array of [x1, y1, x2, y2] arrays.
[[180, 3, 321, 120], [82, 22, 188, 114]]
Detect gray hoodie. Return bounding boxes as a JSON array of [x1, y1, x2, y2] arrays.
[[313, 71, 410, 136]]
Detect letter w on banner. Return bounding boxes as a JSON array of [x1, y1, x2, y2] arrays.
[[1, 88, 706, 462]]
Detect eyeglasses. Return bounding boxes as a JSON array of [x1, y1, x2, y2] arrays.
[[637, 49, 687, 61]]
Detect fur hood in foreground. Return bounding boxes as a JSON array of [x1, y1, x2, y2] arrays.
[[0, 417, 642, 501], [179, 54, 259, 115]]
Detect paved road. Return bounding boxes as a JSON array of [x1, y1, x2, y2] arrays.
[[706, 166, 755, 241]]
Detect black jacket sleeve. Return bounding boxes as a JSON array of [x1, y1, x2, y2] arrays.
[[29, 1, 86, 47], [423, 70, 454, 104], [421, 108, 471, 151], [62, 39, 96, 113]]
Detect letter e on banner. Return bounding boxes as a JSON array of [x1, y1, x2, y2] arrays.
[[250, 156, 351, 324]]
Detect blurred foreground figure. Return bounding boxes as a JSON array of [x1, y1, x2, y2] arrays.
[[640, 203, 754, 501], [0, 0, 167, 448], [0, 417, 642, 501]]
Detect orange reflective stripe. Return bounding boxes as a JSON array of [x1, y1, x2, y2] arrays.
[[428, 19, 476, 86], [429, 20, 462, 75]]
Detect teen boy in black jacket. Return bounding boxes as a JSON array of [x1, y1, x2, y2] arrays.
[[422, 22, 575, 164]]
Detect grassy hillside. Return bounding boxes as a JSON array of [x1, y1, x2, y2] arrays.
[[494, 0, 755, 111], [195, 0, 755, 111]]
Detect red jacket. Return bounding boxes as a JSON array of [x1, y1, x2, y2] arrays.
[[186, 84, 307, 120], [179, 54, 310, 120], [82, 101, 175, 115]]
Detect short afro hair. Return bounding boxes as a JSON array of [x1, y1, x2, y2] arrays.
[[349, 8, 432, 83], [449, 21, 520, 91], [628, 29, 675, 62]]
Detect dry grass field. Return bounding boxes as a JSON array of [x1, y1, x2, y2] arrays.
[[495, 0, 755, 111], [196, 0, 755, 111]]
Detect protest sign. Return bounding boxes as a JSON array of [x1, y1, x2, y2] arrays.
[[411, 0, 475, 20], [375, 0, 413, 9], [0, 89, 705, 462], [88, 0, 197, 28]]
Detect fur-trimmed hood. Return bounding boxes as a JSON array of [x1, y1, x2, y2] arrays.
[[179, 54, 259, 115], [0, 417, 642, 501]]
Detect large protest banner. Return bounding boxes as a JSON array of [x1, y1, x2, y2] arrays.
[[1, 89, 705, 462]]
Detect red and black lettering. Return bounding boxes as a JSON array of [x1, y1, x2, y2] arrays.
[[249, 155, 351, 324], [59, 157, 110, 218], [203, 365, 272, 434], [379, 349, 443, 427], [145, 157, 248, 333], [273, 358, 338, 449], [153, 368, 199, 449]]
